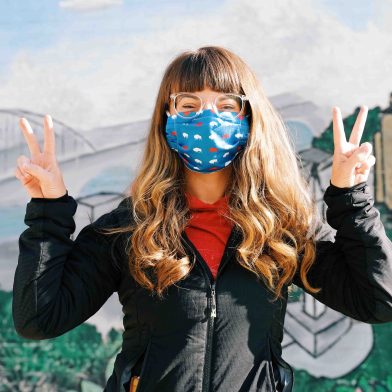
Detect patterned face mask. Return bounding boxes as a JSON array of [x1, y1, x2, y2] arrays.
[[164, 109, 250, 173]]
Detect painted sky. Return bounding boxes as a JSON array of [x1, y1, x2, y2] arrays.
[[0, 0, 391, 130]]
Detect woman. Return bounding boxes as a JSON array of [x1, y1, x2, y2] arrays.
[[12, 46, 392, 392]]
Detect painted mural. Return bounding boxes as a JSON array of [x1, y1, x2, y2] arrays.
[[1, 0, 392, 391]]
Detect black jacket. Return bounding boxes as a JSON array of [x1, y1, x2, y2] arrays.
[[12, 180, 392, 392]]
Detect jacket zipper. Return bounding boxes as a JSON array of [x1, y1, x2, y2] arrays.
[[201, 280, 216, 392], [210, 284, 217, 317], [182, 227, 238, 392]]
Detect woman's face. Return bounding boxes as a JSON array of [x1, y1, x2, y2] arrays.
[[167, 87, 246, 117]]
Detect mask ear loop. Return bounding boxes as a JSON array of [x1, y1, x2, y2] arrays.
[[165, 109, 180, 152], [237, 104, 248, 150]]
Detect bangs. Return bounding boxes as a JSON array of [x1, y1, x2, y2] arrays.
[[169, 48, 244, 95]]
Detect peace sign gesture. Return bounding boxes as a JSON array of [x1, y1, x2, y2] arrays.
[[330, 105, 376, 188], [14, 115, 67, 199]]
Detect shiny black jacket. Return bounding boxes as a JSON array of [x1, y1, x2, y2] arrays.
[[12, 180, 392, 392]]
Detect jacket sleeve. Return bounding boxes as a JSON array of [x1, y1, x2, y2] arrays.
[[292, 180, 392, 324], [12, 191, 129, 340]]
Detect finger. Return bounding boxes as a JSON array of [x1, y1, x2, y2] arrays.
[[356, 154, 376, 170], [17, 155, 33, 177], [332, 106, 346, 151], [15, 166, 30, 185], [43, 115, 56, 155], [15, 166, 24, 180], [356, 142, 373, 162], [349, 105, 368, 146], [23, 161, 48, 182], [19, 118, 42, 156], [356, 164, 370, 176]]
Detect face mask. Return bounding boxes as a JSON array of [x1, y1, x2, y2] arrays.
[[164, 109, 250, 173]]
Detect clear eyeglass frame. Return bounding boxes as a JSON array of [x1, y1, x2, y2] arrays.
[[167, 92, 249, 119]]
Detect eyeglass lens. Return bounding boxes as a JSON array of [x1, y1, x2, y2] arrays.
[[174, 93, 243, 118]]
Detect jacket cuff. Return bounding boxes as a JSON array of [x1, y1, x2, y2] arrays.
[[25, 191, 78, 228], [30, 190, 70, 203], [323, 180, 373, 231], [326, 180, 368, 196]]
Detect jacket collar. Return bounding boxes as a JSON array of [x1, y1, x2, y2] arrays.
[[180, 225, 243, 283]]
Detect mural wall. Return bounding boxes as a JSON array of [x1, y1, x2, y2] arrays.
[[1, 1, 392, 391]]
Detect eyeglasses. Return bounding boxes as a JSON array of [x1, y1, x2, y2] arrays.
[[167, 92, 249, 119]]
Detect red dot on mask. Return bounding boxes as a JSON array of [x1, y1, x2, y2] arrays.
[[238, 115, 244, 120], [223, 134, 229, 139], [171, 131, 177, 136], [182, 145, 188, 150], [209, 147, 218, 152], [196, 122, 203, 127]]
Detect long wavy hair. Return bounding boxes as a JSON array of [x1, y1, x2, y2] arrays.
[[100, 45, 321, 301]]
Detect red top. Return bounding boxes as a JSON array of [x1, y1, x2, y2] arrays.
[[184, 192, 234, 279]]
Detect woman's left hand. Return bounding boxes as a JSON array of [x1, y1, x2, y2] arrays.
[[330, 105, 376, 188]]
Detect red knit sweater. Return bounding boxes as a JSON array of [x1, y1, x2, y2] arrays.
[[184, 192, 234, 279]]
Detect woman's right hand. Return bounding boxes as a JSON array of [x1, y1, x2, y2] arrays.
[[15, 114, 68, 199]]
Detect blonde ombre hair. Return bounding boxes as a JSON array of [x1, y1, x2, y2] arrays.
[[100, 45, 321, 301]]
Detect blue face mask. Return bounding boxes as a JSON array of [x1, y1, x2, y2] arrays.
[[164, 109, 250, 173]]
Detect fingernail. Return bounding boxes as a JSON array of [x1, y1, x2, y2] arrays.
[[21, 118, 33, 134], [46, 115, 53, 128]]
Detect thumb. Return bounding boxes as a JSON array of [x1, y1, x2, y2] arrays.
[[23, 162, 49, 181]]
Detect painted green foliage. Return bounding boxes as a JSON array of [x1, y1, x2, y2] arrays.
[[292, 319, 392, 391], [0, 290, 122, 391], [312, 106, 382, 153]]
